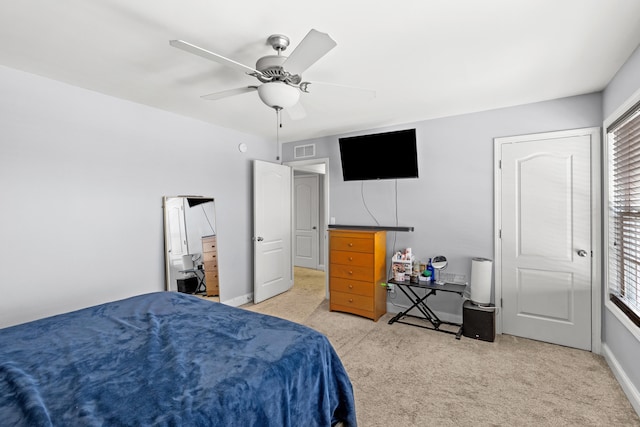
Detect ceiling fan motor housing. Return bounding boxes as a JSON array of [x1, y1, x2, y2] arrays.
[[256, 55, 286, 76], [255, 55, 302, 85]]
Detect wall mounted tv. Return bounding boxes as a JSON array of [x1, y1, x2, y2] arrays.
[[338, 128, 418, 181]]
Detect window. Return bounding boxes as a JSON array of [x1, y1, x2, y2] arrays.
[[607, 100, 640, 327]]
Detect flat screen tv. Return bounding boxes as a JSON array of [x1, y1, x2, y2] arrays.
[[338, 128, 418, 181]]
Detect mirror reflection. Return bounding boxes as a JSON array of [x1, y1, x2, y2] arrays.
[[163, 196, 219, 298]]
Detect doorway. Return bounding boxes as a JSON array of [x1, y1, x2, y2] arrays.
[[286, 158, 330, 297], [494, 128, 601, 352], [294, 173, 319, 269]]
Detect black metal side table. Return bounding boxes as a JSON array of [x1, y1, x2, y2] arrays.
[[387, 278, 467, 339]]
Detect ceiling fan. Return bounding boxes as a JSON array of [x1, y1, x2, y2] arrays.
[[170, 29, 364, 119]]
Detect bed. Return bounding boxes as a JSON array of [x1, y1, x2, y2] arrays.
[[0, 292, 356, 426]]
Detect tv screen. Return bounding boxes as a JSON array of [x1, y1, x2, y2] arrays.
[[338, 129, 418, 181]]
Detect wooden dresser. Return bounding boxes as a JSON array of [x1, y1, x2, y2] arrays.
[[329, 229, 387, 321], [201, 235, 219, 297]]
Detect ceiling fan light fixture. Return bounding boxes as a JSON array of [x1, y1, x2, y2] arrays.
[[257, 82, 300, 109]]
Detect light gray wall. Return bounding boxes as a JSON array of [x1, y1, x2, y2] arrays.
[[0, 65, 271, 328], [602, 44, 640, 408], [283, 92, 602, 320]]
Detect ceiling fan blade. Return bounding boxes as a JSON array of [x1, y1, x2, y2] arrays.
[[170, 40, 261, 76], [285, 101, 307, 120], [283, 29, 337, 76], [200, 86, 257, 101]]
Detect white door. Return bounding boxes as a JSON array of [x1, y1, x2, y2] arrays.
[[498, 131, 592, 350], [253, 160, 292, 303], [294, 174, 319, 269]]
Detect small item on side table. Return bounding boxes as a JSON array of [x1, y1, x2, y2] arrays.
[[426, 258, 435, 282]]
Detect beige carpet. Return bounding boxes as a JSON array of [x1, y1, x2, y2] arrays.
[[244, 267, 640, 426]]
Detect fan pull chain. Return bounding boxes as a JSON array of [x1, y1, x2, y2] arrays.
[[275, 107, 282, 162]]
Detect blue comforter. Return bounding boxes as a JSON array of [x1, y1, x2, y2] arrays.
[[0, 292, 356, 426]]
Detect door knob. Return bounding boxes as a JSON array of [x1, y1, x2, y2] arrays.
[[256, 236, 264, 242], [312, 226, 317, 230], [577, 249, 588, 257]]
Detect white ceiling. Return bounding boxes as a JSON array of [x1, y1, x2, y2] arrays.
[[1, 1, 640, 143]]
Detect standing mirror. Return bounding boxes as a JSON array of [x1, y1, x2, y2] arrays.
[[163, 196, 219, 298], [432, 255, 448, 285]]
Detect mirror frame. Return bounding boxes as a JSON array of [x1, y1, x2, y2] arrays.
[[162, 196, 217, 293]]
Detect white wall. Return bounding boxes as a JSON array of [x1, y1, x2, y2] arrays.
[[283, 92, 602, 321], [0, 65, 271, 328]]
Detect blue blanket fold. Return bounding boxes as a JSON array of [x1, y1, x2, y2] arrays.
[[0, 292, 356, 426]]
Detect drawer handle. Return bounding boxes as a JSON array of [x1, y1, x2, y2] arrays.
[[348, 243, 353, 247], [349, 257, 353, 261], [348, 284, 353, 289], [349, 298, 353, 303], [348, 271, 353, 275]]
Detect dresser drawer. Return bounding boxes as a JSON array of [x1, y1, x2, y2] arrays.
[[331, 291, 373, 311], [202, 236, 217, 253], [203, 252, 218, 263], [203, 262, 218, 272], [330, 250, 373, 267], [330, 264, 373, 282], [205, 274, 219, 296], [330, 277, 374, 297], [330, 236, 373, 253]]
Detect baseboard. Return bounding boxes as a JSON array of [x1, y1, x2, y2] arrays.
[[602, 343, 640, 417], [386, 302, 462, 325], [222, 292, 253, 308]]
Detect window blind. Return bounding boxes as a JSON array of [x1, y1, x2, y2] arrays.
[[608, 102, 640, 327]]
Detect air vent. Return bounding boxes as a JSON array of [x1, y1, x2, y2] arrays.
[[294, 144, 315, 159]]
